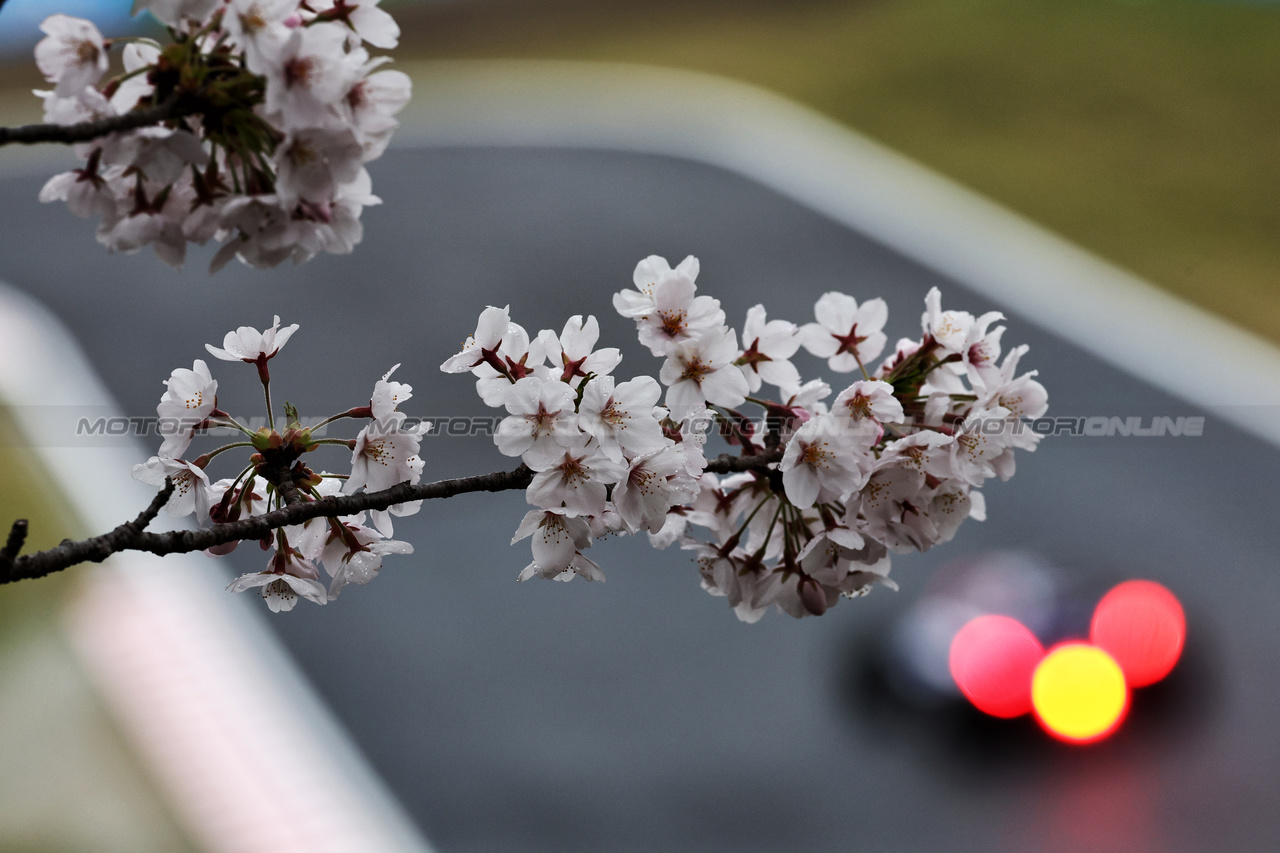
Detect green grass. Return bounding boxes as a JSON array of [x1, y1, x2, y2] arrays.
[[396, 0, 1280, 341], [0, 410, 202, 852], [0, 407, 83, 638]]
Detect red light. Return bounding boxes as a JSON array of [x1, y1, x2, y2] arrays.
[[1090, 580, 1185, 688], [949, 614, 1045, 718]]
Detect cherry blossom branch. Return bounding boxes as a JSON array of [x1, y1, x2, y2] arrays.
[[0, 449, 782, 585], [0, 95, 195, 147]]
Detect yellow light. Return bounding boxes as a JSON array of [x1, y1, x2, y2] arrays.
[[1031, 643, 1129, 744]]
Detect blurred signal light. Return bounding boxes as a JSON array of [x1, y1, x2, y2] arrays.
[[948, 580, 1183, 744], [1032, 643, 1128, 743], [948, 614, 1044, 718], [1090, 580, 1186, 688]]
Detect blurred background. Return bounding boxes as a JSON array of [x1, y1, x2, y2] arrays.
[[0, 1, 1277, 850], [2, 0, 1277, 339]]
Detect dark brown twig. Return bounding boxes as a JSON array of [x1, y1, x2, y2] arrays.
[[0, 519, 29, 582], [1, 519, 27, 561], [0, 97, 196, 148], [0, 450, 783, 585]]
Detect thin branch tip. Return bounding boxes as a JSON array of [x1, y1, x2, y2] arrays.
[[0, 519, 29, 582], [1, 518, 28, 560]]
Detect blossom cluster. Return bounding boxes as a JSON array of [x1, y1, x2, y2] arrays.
[[132, 316, 426, 611], [33, 1, 408, 270], [123, 262, 1044, 619], [445, 256, 1048, 621]]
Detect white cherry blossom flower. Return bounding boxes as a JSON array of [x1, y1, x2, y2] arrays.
[[511, 509, 593, 580], [39, 162, 120, 221], [209, 195, 301, 272], [206, 315, 300, 364], [859, 465, 954, 554], [262, 24, 362, 130], [777, 378, 832, 418], [321, 522, 413, 599], [472, 323, 551, 408], [613, 254, 700, 319], [289, 168, 381, 260], [779, 415, 870, 509], [540, 315, 621, 384], [494, 377, 578, 460], [440, 305, 509, 373], [736, 304, 801, 393], [36, 84, 113, 131], [795, 516, 866, 564], [581, 504, 627, 539], [801, 292, 888, 373], [101, 126, 208, 186], [612, 445, 698, 534], [518, 551, 605, 583], [344, 61, 411, 161], [132, 456, 212, 518], [111, 43, 159, 112], [876, 431, 955, 481], [923, 481, 974, 547], [345, 412, 426, 494], [951, 406, 1019, 486], [959, 310, 1007, 386], [577, 375, 665, 463], [310, 0, 401, 49], [858, 468, 970, 555], [921, 287, 975, 354], [156, 359, 217, 458], [524, 436, 626, 517], [371, 363, 411, 420], [755, 558, 836, 619], [648, 508, 689, 550], [832, 379, 903, 426], [93, 173, 193, 267], [675, 405, 714, 477], [683, 541, 768, 623], [647, 468, 731, 549], [629, 271, 726, 358], [758, 536, 895, 619], [285, 476, 352, 562], [977, 344, 1049, 427], [35, 15, 108, 97], [658, 327, 749, 420], [226, 571, 328, 612], [221, 0, 294, 72], [691, 471, 769, 547], [274, 127, 364, 208]]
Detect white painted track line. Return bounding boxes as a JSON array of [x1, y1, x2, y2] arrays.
[[396, 59, 1280, 446], [0, 284, 432, 853]]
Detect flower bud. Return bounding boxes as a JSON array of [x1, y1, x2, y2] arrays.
[[799, 578, 828, 617], [251, 428, 274, 452]]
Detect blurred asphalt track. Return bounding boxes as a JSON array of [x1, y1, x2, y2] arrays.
[[2, 77, 1280, 851]]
